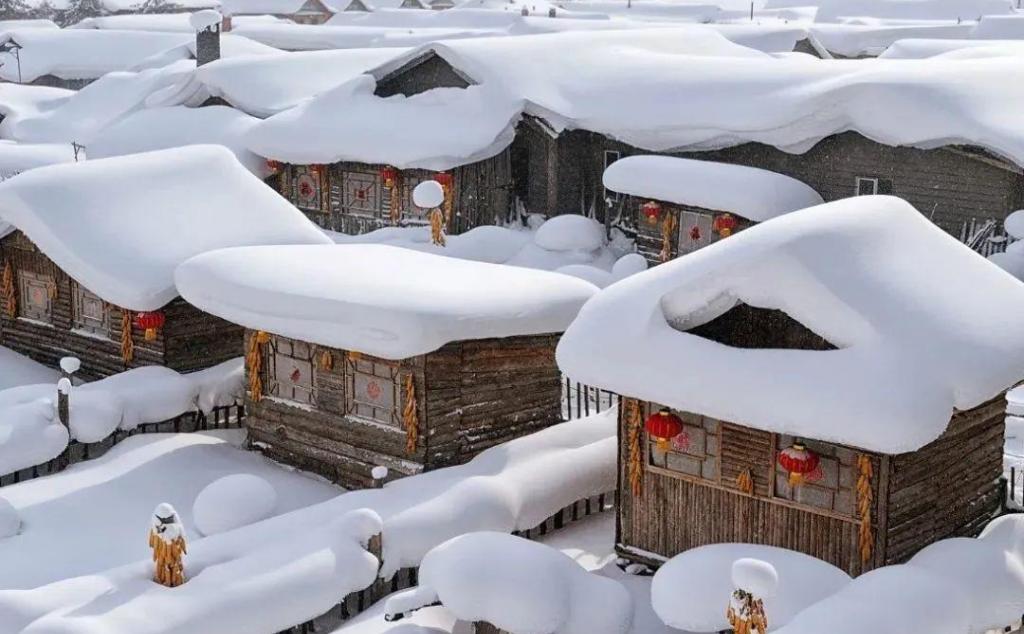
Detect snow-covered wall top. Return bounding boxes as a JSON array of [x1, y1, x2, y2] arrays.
[[175, 244, 598, 359], [557, 196, 1024, 454], [248, 26, 1024, 170], [602, 156, 824, 222], [0, 29, 193, 82], [0, 145, 331, 312]]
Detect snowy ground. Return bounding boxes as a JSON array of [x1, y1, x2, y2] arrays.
[[0, 346, 58, 392], [331, 512, 678, 634], [0, 430, 339, 590]]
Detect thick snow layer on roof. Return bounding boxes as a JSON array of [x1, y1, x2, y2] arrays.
[[603, 156, 823, 222], [651, 543, 850, 631], [88, 106, 268, 176], [179, 47, 407, 117], [973, 14, 1024, 38], [71, 13, 198, 32], [0, 19, 57, 31], [409, 532, 633, 634], [0, 29, 192, 82], [231, 21, 506, 50], [557, 196, 1024, 453], [880, 37, 1024, 58], [766, 0, 1012, 22], [807, 22, 973, 56], [222, 0, 335, 14], [176, 244, 598, 358], [0, 146, 331, 311], [0, 141, 75, 180]]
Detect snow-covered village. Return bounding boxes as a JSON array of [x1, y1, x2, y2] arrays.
[[0, 0, 1023, 632]]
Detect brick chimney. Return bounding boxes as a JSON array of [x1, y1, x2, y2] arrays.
[[190, 10, 222, 67]]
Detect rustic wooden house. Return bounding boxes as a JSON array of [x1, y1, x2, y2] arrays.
[[0, 145, 331, 381], [221, 0, 336, 28], [557, 196, 1024, 577], [602, 155, 823, 266], [176, 243, 597, 488]]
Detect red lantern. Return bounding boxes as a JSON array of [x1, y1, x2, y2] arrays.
[[645, 408, 684, 452], [778, 441, 820, 487], [133, 311, 165, 342], [689, 225, 701, 242], [641, 201, 662, 224], [712, 213, 738, 237], [266, 159, 282, 173], [380, 166, 399, 188], [433, 172, 453, 188]]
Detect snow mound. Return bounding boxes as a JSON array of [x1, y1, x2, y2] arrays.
[[0, 145, 331, 311], [415, 532, 632, 634], [534, 215, 605, 252], [988, 250, 1024, 281], [652, 543, 850, 632], [175, 244, 598, 359], [412, 180, 445, 209], [0, 496, 19, 539], [190, 10, 222, 31], [558, 196, 1024, 453], [556, 264, 613, 288], [611, 253, 647, 281], [603, 156, 823, 222], [193, 474, 278, 537], [1004, 209, 1024, 240]]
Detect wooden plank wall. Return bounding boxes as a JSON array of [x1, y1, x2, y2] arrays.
[[884, 394, 1006, 564], [161, 298, 244, 373]]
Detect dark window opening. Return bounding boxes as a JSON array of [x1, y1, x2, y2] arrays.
[[684, 303, 836, 351]]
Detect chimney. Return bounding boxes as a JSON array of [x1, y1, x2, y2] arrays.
[[190, 10, 223, 67]]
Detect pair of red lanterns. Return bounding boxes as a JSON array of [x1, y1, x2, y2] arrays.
[[644, 408, 819, 485]]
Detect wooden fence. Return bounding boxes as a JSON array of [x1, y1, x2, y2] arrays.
[[958, 216, 1013, 258], [0, 403, 244, 488], [278, 491, 616, 633], [563, 377, 617, 420]]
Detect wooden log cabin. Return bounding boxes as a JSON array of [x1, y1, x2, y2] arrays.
[[175, 243, 598, 489], [556, 196, 1024, 577], [601, 155, 823, 266], [0, 145, 331, 380]]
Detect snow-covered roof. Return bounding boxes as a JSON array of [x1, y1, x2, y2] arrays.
[[230, 21, 506, 50], [0, 29, 193, 82], [602, 156, 823, 222], [70, 14, 198, 32], [972, 14, 1024, 39], [880, 37, 1024, 58], [222, 0, 335, 14], [765, 0, 1013, 22], [248, 27, 1024, 170], [0, 141, 75, 180], [807, 22, 973, 56], [175, 244, 598, 358], [178, 46, 407, 117], [0, 145, 331, 312], [556, 195, 1024, 454], [87, 106, 267, 176], [0, 19, 58, 31]]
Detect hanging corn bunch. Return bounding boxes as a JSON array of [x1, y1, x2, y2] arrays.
[[381, 167, 401, 225], [246, 331, 270, 402], [1, 260, 15, 318], [319, 349, 334, 372], [402, 373, 419, 454], [626, 398, 644, 497], [47, 278, 57, 300], [736, 469, 754, 495], [149, 503, 187, 587], [727, 589, 768, 634], [659, 213, 678, 263], [857, 453, 874, 565], [430, 208, 446, 247], [434, 172, 454, 225], [120, 310, 134, 366]]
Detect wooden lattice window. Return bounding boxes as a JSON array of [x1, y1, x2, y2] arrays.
[[773, 435, 857, 517], [266, 337, 316, 406], [401, 174, 431, 223], [293, 166, 323, 211], [648, 409, 721, 482], [18, 270, 52, 324], [72, 283, 109, 337], [345, 355, 401, 426], [677, 210, 714, 256], [340, 170, 382, 218]]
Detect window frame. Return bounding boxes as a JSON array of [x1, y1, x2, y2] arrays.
[[339, 169, 384, 219], [71, 282, 110, 338], [855, 177, 879, 196], [344, 354, 402, 427], [17, 270, 53, 325], [292, 165, 324, 212], [265, 336, 317, 407]]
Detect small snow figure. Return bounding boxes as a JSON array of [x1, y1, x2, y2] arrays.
[[148, 503, 187, 587], [726, 558, 776, 634]]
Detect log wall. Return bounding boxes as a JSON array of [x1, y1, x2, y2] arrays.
[[246, 332, 563, 489]]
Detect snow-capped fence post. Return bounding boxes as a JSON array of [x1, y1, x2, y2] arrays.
[[56, 357, 79, 430], [371, 466, 388, 489]]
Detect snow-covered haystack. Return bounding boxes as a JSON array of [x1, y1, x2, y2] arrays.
[[0, 496, 20, 539], [331, 214, 644, 288], [389, 532, 632, 634], [0, 145, 331, 312], [558, 195, 1024, 453], [193, 474, 277, 537], [651, 543, 850, 632], [602, 156, 824, 223]]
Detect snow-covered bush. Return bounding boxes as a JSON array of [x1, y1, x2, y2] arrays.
[[533, 215, 605, 252], [193, 474, 278, 537], [397, 531, 633, 634], [413, 180, 445, 209], [0, 496, 19, 539]]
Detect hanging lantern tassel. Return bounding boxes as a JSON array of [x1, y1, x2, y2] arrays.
[[857, 453, 874, 565], [402, 373, 419, 455], [120, 310, 134, 366], [736, 469, 754, 495], [626, 399, 644, 497], [430, 208, 446, 247], [727, 589, 768, 634], [1, 260, 15, 318], [319, 349, 334, 372], [246, 331, 270, 402], [659, 213, 677, 263]]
